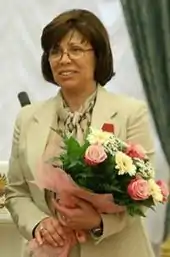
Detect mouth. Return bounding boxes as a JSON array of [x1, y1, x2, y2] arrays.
[[58, 70, 77, 77]]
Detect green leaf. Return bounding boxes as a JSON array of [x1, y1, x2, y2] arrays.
[[64, 137, 82, 157], [67, 160, 83, 169], [102, 184, 124, 193], [127, 205, 146, 217]]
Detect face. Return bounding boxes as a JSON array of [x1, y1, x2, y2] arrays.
[[48, 30, 96, 92]]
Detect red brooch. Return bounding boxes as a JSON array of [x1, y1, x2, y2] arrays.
[[102, 123, 114, 133]]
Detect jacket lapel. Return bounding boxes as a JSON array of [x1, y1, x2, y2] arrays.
[[25, 94, 60, 178], [91, 86, 119, 135]]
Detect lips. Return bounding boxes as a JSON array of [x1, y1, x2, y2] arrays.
[[58, 70, 77, 76]]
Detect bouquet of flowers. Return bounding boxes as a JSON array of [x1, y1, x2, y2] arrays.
[[29, 124, 169, 257]]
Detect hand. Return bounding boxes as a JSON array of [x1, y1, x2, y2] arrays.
[[34, 217, 67, 247], [53, 199, 102, 231]]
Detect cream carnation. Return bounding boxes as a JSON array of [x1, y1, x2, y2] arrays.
[[148, 179, 163, 202], [115, 151, 136, 176], [87, 128, 112, 145]]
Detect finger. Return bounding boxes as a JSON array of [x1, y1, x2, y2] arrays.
[[58, 218, 74, 229], [58, 214, 68, 227], [44, 229, 65, 247], [53, 201, 72, 217], [48, 219, 65, 245], [42, 229, 58, 247], [75, 199, 91, 209], [114, 205, 126, 213], [41, 221, 59, 246], [51, 232, 65, 246], [35, 230, 43, 245], [51, 219, 67, 239]]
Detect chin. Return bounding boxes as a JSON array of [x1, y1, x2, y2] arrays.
[[59, 81, 80, 91]]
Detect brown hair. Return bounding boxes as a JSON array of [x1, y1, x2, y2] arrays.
[[41, 9, 115, 86]]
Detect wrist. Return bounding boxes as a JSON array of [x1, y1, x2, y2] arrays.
[[32, 222, 40, 238], [93, 214, 102, 228]]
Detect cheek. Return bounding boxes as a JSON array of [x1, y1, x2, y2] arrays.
[[49, 60, 58, 75], [49, 60, 61, 83], [81, 59, 95, 79]]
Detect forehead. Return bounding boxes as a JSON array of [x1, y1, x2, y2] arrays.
[[59, 30, 90, 46]]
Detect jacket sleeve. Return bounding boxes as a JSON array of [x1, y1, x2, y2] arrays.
[[95, 101, 155, 244], [5, 108, 49, 241]]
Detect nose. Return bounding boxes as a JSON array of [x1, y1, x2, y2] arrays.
[[60, 51, 71, 63]]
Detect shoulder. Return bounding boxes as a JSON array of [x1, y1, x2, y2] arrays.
[[108, 91, 147, 111], [15, 96, 56, 127], [110, 93, 150, 125], [99, 87, 148, 116]]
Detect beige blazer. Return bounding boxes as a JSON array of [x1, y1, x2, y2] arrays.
[[5, 86, 155, 257]]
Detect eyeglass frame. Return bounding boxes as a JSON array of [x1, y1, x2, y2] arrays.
[[49, 46, 93, 61]]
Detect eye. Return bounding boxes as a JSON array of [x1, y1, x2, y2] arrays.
[[51, 47, 62, 56], [70, 46, 83, 52]]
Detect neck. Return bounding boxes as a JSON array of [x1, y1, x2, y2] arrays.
[[61, 82, 97, 112]]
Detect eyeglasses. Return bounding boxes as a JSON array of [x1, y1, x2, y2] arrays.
[[50, 46, 93, 61]]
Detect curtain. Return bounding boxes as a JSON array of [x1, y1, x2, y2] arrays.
[[120, 2, 170, 255], [120, 0, 170, 166]]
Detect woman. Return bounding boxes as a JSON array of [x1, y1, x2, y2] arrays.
[[5, 9, 155, 257]]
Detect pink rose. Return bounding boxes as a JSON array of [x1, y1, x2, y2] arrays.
[[127, 177, 150, 200], [84, 144, 107, 166], [156, 180, 169, 202], [125, 143, 146, 159]]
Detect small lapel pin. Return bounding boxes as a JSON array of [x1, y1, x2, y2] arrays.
[[102, 123, 114, 133]]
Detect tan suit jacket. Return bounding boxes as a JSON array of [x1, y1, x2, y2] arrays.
[[5, 86, 155, 257]]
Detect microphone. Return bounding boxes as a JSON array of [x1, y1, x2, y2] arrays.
[[17, 92, 31, 107]]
